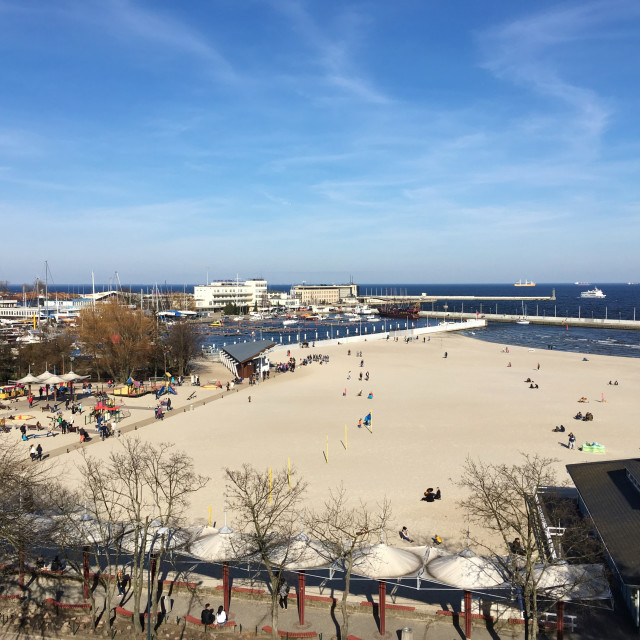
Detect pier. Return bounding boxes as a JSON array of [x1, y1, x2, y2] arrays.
[[363, 288, 556, 304], [420, 311, 640, 331]]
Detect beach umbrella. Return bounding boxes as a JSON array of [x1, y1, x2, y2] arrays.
[[37, 370, 54, 382], [43, 375, 67, 386]]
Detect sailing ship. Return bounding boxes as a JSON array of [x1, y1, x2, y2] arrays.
[[375, 302, 421, 319]]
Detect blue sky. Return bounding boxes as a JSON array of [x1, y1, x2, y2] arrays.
[[1, 0, 639, 285]]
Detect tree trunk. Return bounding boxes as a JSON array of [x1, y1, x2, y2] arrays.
[[270, 573, 279, 639], [132, 555, 144, 633], [341, 564, 353, 640]]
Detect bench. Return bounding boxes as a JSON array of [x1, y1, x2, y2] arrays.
[[360, 601, 415, 611], [183, 615, 236, 631], [261, 627, 316, 638], [45, 598, 92, 612], [114, 606, 134, 619]]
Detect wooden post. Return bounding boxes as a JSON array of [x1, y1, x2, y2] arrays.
[[557, 601, 564, 640], [298, 571, 306, 626], [464, 590, 472, 639], [378, 580, 386, 635], [223, 562, 230, 614]]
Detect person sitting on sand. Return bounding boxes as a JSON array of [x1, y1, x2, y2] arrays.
[[434, 487, 441, 500], [399, 527, 414, 543], [525, 378, 532, 383], [511, 538, 524, 555], [615, 380, 619, 385], [422, 488, 435, 503], [367, 392, 373, 399], [575, 411, 583, 420], [529, 383, 534, 389]]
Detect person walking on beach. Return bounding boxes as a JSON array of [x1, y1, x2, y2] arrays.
[[568, 432, 576, 449], [537, 362, 540, 370]]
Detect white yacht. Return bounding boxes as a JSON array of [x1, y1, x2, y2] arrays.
[[581, 287, 606, 299]]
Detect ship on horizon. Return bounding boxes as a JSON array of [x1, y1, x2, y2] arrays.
[[514, 279, 535, 287]]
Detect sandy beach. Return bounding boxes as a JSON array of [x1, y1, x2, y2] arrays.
[[14, 332, 639, 552]]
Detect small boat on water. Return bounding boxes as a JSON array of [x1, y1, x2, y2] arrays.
[[514, 279, 536, 287], [581, 287, 606, 299], [282, 319, 298, 326], [516, 318, 530, 325], [574, 281, 590, 286]]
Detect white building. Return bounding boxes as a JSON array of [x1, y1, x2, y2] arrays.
[[194, 279, 267, 312]]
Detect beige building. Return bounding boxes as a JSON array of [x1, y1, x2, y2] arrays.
[[291, 283, 358, 305]]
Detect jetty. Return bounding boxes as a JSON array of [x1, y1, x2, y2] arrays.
[[363, 289, 557, 304], [420, 311, 640, 331]]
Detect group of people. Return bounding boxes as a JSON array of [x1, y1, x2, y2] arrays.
[[200, 603, 227, 626], [574, 411, 593, 421], [421, 487, 442, 502], [524, 378, 539, 389]]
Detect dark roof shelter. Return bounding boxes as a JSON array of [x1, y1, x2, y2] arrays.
[[567, 458, 640, 628], [221, 340, 275, 379]]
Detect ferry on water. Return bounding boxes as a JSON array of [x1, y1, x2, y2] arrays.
[[581, 287, 606, 299]]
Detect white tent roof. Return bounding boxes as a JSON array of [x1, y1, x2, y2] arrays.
[[37, 370, 54, 382], [61, 371, 89, 382], [188, 525, 250, 563], [17, 373, 41, 384], [532, 563, 612, 601], [352, 543, 424, 579], [426, 549, 507, 589], [268, 533, 333, 570]]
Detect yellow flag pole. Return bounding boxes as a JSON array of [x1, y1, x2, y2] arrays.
[[208, 505, 212, 526], [269, 467, 272, 504]]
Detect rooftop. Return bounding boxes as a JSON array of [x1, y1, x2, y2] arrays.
[[567, 458, 640, 587]]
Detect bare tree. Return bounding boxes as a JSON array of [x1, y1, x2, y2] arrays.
[[76, 300, 156, 382], [48, 452, 129, 631], [308, 485, 391, 640], [224, 464, 307, 639], [162, 321, 204, 377], [0, 442, 54, 565], [58, 439, 208, 633], [457, 454, 602, 640]]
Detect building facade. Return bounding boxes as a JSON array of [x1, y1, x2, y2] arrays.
[[194, 279, 267, 312], [291, 283, 358, 305]]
